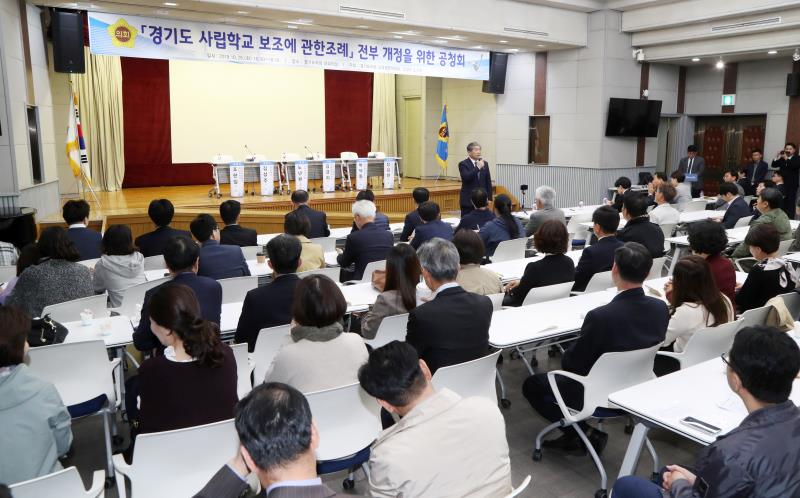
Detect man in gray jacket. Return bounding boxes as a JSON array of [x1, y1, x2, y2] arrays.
[[525, 185, 566, 237], [612, 325, 800, 498]]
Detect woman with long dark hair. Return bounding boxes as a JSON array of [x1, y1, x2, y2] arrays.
[[479, 193, 525, 257], [361, 244, 423, 339]]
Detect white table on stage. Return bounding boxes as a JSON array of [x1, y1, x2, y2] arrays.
[[484, 250, 584, 283], [62, 315, 134, 348]]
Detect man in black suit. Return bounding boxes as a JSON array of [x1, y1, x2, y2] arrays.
[[134, 199, 192, 257], [350, 190, 390, 232], [406, 238, 492, 373], [133, 236, 222, 352], [190, 214, 251, 280], [677, 144, 706, 198], [742, 148, 769, 196], [336, 200, 393, 282], [617, 194, 665, 258], [410, 202, 454, 250], [523, 242, 669, 454], [458, 142, 493, 217], [235, 235, 300, 352], [719, 182, 752, 229], [772, 143, 800, 219], [219, 200, 257, 247], [573, 206, 623, 292], [62, 199, 101, 261], [289, 190, 330, 239], [400, 187, 429, 242], [456, 188, 496, 232]]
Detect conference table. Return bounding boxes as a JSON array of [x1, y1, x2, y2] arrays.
[[143, 251, 339, 281], [579, 209, 723, 232], [513, 204, 602, 222]]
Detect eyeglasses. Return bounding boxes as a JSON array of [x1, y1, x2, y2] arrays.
[[720, 353, 734, 371]]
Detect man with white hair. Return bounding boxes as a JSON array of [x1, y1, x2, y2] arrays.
[[336, 199, 394, 282], [525, 185, 566, 237]]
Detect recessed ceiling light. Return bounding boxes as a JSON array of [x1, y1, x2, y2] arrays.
[[509, 48, 519, 52], [392, 31, 419, 36], [287, 24, 298, 29], [537, 44, 545, 48], [715, 59, 725, 69], [356, 25, 370, 29], [296, 18, 313, 24], [236, 10, 249, 15], [393, 35, 403, 39], [768, 50, 778, 55], [471, 45, 484, 49], [163, 2, 177, 6], [498, 40, 508, 43], [434, 39, 448, 44], [691, 57, 700, 62]]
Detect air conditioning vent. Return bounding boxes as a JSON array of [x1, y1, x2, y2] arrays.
[[504, 26, 548, 37], [339, 5, 406, 20], [711, 17, 781, 32]]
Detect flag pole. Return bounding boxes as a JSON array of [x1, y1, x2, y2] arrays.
[[68, 79, 101, 207]]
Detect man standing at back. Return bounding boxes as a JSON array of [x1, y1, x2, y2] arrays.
[[400, 187, 429, 242], [62, 199, 101, 261], [458, 142, 492, 217], [135, 199, 192, 257], [677, 144, 705, 198], [742, 148, 769, 196], [219, 200, 257, 247], [410, 202, 453, 249], [288, 190, 330, 238], [190, 214, 251, 280], [336, 200, 393, 282], [772, 143, 800, 219]]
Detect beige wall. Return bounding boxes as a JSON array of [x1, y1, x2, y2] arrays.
[[441, 78, 497, 177]]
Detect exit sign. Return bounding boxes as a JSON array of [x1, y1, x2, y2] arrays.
[[722, 94, 736, 106]]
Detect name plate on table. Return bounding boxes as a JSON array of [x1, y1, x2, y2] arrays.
[[295, 160, 309, 192], [685, 173, 698, 183], [322, 160, 336, 192], [229, 162, 245, 197], [356, 159, 368, 190], [383, 159, 396, 190], [259, 161, 274, 195]]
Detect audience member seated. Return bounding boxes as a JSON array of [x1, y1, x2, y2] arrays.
[[524, 185, 566, 237], [135, 285, 237, 434], [0, 244, 38, 305], [410, 201, 454, 249], [608, 176, 632, 212], [219, 200, 257, 247], [190, 214, 251, 280], [62, 199, 101, 261], [717, 181, 752, 229], [731, 187, 792, 260], [195, 383, 355, 498], [648, 184, 680, 226], [289, 190, 330, 238], [93, 224, 146, 308], [617, 194, 665, 258], [455, 188, 496, 232], [572, 206, 623, 292], [772, 170, 788, 199], [6, 227, 93, 318], [351, 190, 390, 232], [789, 197, 800, 252], [358, 341, 512, 498], [722, 169, 746, 196], [336, 200, 394, 282], [265, 275, 367, 392], [134, 199, 192, 257], [284, 211, 325, 273], [736, 224, 798, 313], [645, 172, 669, 205], [406, 238, 492, 373], [504, 220, 575, 307], [687, 221, 736, 304], [670, 171, 692, 205], [479, 194, 525, 257], [613, 326, 800, 498], [523, 242, 669, 455], [361, 244, 422, 340], [133, 236, 222, 352], [0, 241, 17, 266], [235, 235, 301, 352], [453, 229, 502, 295], [0, 306, 72, 485], [400, 187, 429, 242]]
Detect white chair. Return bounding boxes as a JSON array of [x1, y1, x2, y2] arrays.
[[492, 238, 527, 263], [659, 223, 676, 240], [521, 281, 574, 306], [143, 255, 167, 271], [0, 264, 16, 283], [311, 237, 337, 253], [108, 277, 171, 317], [27, 340, 122, 482], [252, 324, 293, 382], [363, 313, 409, 349], [10, 467, 105, 498], [113, 419, 238, 498], [733, 215, 753, 228], [432, 350, 501, 402], [299, 266, 341, 281], [734, 239, 794, 271], [41, 293, 110, 321], [647, 256, 667, 281], [240, 245, 263, 260], [575, 270, 613, 294], [230, 342, 255, 399], [681, 199, 707, 212], [533, 345, 662, 497], [779, 238, 793, 256], [566, 211, 594, 247], [656, 320, 742, 369], [360, 259, 386, 283], [780, 291, 800, 319], [487, 292, 505, 311], [738, 304, 772, 328], [219, 275, 258, 304], [505, 475, 532, 498]]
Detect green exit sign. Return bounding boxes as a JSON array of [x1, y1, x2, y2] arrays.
[[722, 94, 736, 106]]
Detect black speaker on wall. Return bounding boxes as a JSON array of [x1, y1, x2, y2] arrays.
[[52, 9, 85, 74], [787, 73, 800, 97], [482, 52, 508, 95]]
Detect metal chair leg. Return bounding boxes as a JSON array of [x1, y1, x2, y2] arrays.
[[573, 424, 607, 492]]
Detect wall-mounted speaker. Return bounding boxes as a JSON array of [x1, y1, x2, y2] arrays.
[[787, 73, 800, 97], [52, 9, 85, 74], [482, 52, 508, 95]]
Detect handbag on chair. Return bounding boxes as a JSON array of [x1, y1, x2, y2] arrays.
[[28, 314, 69, 347]]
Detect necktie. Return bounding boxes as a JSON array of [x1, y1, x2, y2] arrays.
[[688, 158, 693, 174]]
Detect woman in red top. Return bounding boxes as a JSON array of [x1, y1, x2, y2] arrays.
[[687, 220, 736, 304]]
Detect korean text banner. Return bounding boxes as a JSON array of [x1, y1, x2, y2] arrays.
[[88, 12, 491, 80]]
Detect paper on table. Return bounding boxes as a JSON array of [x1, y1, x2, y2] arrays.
[[716, 392, 747, 415]]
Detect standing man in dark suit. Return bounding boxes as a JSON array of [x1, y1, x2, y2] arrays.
[[406, 238, 492, 373], [288, 190, 330, 239], [62, 199, 101, 261], [336, 200, 394, 282], [772, 143, 800, 219], [410, 202, 454, 249], [235, 235, 301, 352], [523, 242, 669, 454], [400, 187, 429, 242], [677, 144, 706, 198], [133, 236, 222, 352], [742, 148, 769, 196], [458, 142, 493, 217], [219, 200, 257, 247], [719, 182, 752, 229], [573, 206, 623, 292], [190, 214, 251, 280], [134, 199, 192, 257]]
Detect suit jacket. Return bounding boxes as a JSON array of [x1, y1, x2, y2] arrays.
[[772, 155, 800, 192], [194, 465, 358, 498], [410, 219, 454, 249], [336, 222, 394, 281], [572, 236, 623, 292], [66, 226, 102, 261], [456, 264, 503, 296], [456, 209, 495, 232], [617, 216, 665, 258], [197, 240, 251, 280], [458, 158, 493, 208], [743, 160, 769, 193], [721, 196, 751, 229], [291, 205, 330, 239], [677, 156, 706, 187], [360, 290, 411, 339], [133, 272, 222, 351], [562, 287, 669, 376], [220, 224, 257, 247], [479, 217, 526, 257], [350, 212, 390, 233], [505, 254, 575, 307], [134, 226, 193, 257], [400, 209, 422, 242], [235, 274, 299, 352], [406, 286, 492, 374], [524, 206, 566, 237]]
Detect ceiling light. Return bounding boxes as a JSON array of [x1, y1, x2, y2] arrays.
[[768, 50, 778, 55], [155, 9, 169, 15], [287, 24, 298, 29], [236, 10, 249, 14], [296, 18, 313, 24], [715, 59, 725, 69], [498, 40, 508, 43], [509, 48, 519, 52], [434, 39, 448, 44], [356, 25, 370, 29], [393, 35, 403, 39], [163, 2, 177, 6], [537, 44, 545, 48], [471, 45, 484, 49], [691, 57, 700, 62]]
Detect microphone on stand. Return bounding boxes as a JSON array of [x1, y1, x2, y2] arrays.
[[520, 185, 529, 214], [304, 145, 314, 160]]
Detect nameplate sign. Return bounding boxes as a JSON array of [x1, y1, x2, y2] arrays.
[[259, 161, 274, 196], [294, 160, 309, 192], [356, 159, 368, 191], [322, 160, 336, 193], [229, 162, 244, 197]]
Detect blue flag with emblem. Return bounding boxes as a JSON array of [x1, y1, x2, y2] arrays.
[[435, 105, 449, 173]]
